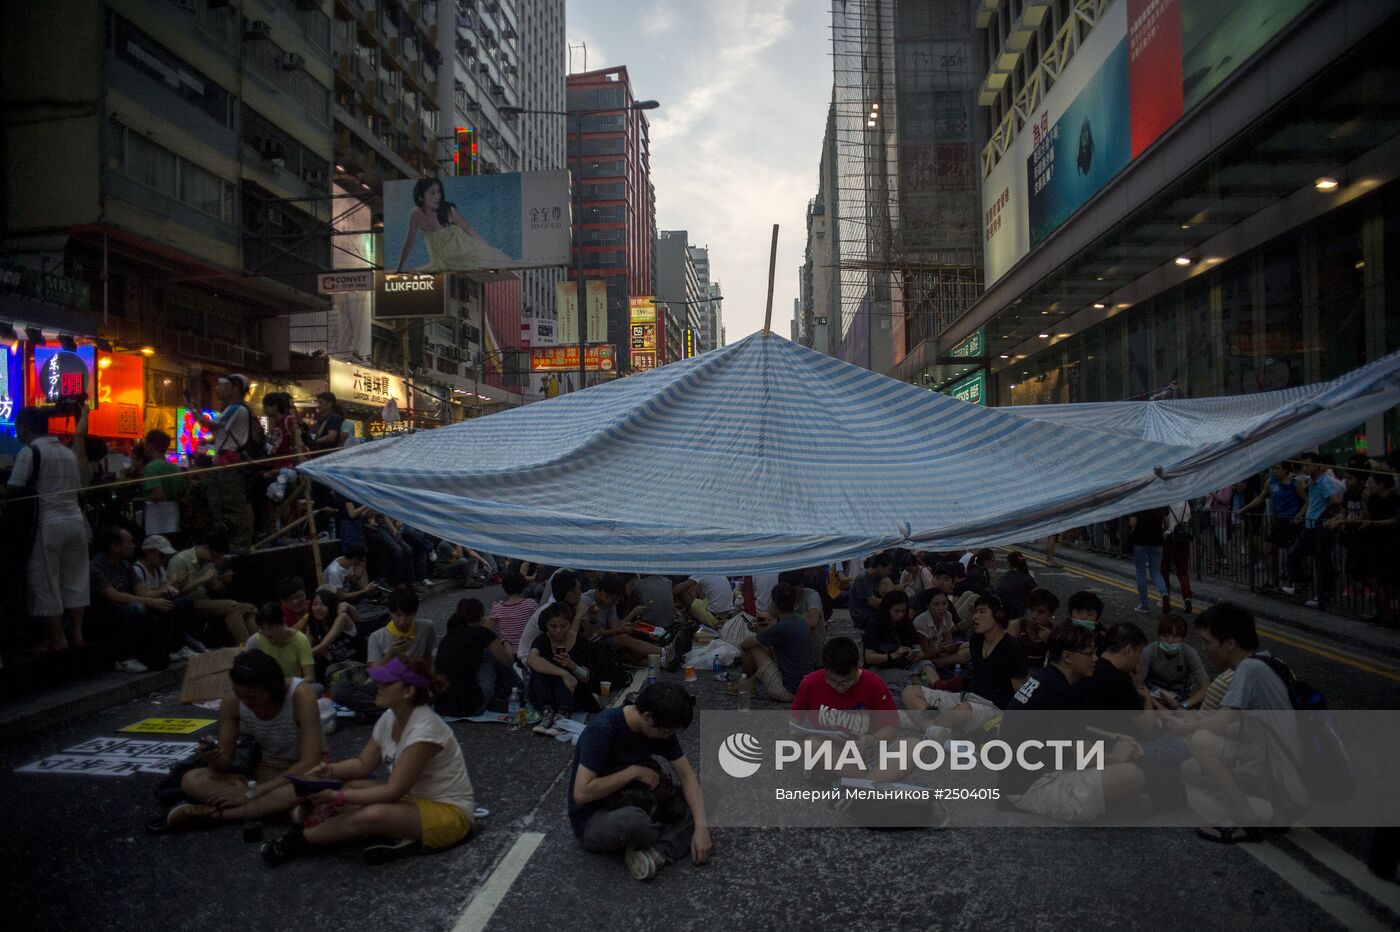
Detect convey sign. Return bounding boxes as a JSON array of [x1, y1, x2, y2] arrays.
[[318, 270, 374, 294]]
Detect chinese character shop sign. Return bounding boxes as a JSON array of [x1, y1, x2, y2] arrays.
[[32, 345, 94, 404], [328, 358, 407, 408], [528, 344, 616, 372]]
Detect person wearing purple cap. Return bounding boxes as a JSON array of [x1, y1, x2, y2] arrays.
[[261, 654, 475, 865]]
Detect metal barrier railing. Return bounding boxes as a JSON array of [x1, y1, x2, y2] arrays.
[[1080, 509, 1397, 622]]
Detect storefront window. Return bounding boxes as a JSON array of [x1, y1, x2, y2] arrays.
[[1151, 296, 1183, 393], [1316, 215, 1365, 380], [1102, 318, 1124, 401], [1261, 238, 1305, 390], [1126, 304, 1152, 399], [1220, 260, 1256, 394], [1080, 326, 1102, 402], [1184, 278, 1215, 397]]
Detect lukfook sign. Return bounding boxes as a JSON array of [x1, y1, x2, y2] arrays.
[[373, 272, 447, 320]]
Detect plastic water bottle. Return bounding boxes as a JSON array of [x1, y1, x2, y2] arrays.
[[646, 655, 659, 686], [507, 688, 524, 730], [954, 663, 965, 681], [712, 655, 725, 681], [738, 674, 751, 711], [242, 779, 261, 843]]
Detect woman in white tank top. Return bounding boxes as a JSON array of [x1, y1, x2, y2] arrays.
[[163, 649, 322, 832]]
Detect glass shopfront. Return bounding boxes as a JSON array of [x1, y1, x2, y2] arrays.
[[1001, 186, 1400, 456]]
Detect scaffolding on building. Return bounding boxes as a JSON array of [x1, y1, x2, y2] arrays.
[[829, 0, 984, 368]]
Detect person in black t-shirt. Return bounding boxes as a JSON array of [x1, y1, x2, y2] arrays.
[[435, 599, 521, 718], [310, 391, 346, 450], [903, 595, 1026, 739], [1073, 623, 1151, 715], [526, 602, 600, 731], [569, 683, 710, 880], [999, 622, 1146, 822]]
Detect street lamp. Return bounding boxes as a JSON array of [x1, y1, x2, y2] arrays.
[[500, 99, 660, 393]]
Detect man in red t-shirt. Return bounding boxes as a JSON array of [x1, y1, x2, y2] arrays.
[[790, 637, 908, 780]]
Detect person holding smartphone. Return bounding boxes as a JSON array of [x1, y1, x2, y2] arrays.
[[526, 602, 600, 736], [862, 590, 932, 689], [163, 650, 322, 831]]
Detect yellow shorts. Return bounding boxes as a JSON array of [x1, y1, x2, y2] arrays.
[[409, 798, 472, 849]]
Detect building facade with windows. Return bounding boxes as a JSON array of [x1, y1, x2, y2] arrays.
[[929, 0, 1400, 457], [3, 0, 337, 444], [566, 66, 655, 377]]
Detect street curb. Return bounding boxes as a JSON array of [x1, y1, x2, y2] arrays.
[[1050, 546, 1400, 663], [0, 666, 183, 743]]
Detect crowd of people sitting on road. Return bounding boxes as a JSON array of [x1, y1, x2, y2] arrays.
[[5, 392, 1394, 873], [128, 541, 1353, 880]]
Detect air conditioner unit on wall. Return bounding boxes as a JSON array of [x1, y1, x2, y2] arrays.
[[243, 21, 272, 41], [281, 52, 306, 71]]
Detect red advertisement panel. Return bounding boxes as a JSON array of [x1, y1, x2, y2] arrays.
[[1128, 0, 1183, 158]]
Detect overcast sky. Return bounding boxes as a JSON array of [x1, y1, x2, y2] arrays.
[[565, 0, 831, 343]]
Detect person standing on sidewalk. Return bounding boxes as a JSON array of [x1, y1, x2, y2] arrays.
[[1128, 506, 1170, 614], [1161, 501, 1194, 614], [6, 406, 89, 651], [185, 374, 257, 549], [1284, 453, 1345, 609]]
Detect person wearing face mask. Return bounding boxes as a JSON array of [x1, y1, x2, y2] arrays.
[[1066, 590, 1106, 653], [1137, 614, 1210, 709]]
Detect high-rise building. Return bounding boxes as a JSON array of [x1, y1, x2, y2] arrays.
[[826, 0, 983, 377], [689, 245, 713, 352], [3, 0, 335, 444], [806, 101, 841, 357], [517, 0, 567, 374], [567, 66, 655, 378], [707, 281, 725, 350], [939, 0, 1400, 457], [656, 231, 700, 363]]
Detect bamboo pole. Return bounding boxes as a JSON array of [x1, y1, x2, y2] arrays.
[[763, 224, 779, 334]]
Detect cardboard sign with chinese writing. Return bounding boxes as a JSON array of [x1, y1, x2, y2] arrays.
[[119, 718, 216, 735], [17, 737, 198, 778]]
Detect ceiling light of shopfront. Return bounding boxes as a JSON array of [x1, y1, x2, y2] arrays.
[[140, 346, 155, 355], [1093, 302, 1106, 309], [97, 356, 112, 370], [1314, 176, 1339, 191], [1116, 303, 1131, 309], [162, 378, 172, 385], [1180, 223, 1190, 230], [1174, 256, 1192, 266], [1056, 333, 1071, 339], [1356, 260, 1365, 270], [1038, 333, 1049, 338], [999, 354, 1010, 359]]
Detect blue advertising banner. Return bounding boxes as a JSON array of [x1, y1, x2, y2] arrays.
[[1027, 39, 1131, 248], [383, 171, 571, 274]]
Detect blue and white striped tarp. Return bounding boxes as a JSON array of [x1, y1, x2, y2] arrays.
[[301, 332, 1400, 575]]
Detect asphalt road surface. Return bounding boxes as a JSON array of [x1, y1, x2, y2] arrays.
[[4, 565, 1398, 932]]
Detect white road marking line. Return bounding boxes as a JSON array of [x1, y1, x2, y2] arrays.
[[1289, 828, 1400, 917], [453, 831, 545, 932], [1242, 839, 1390, 931]]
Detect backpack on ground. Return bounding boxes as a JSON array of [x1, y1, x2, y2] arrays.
[[1253, 655, 1354, 805]]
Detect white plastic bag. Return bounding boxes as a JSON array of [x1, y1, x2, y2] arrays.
[[685, 639, 740, 671]]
